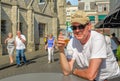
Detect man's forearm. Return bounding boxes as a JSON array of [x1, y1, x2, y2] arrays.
[[60, 52, 71, 75], [73, 67, 97, 80]]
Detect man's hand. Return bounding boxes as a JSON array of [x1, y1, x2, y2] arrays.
[[57, 33, 66, 52], [73, 68, 79, 76]]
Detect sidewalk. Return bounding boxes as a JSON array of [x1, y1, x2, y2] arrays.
[[0, 49, 50, 70], [0, 48, 119, 70]]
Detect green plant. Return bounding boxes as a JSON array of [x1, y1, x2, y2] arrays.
[[116, 46, 120, 61]]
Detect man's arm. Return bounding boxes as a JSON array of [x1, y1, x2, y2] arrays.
[[73, 58, 102, 81], [20, 35, 26, 43], [60, 52, 75, 75], [57, 34, 75, 75]]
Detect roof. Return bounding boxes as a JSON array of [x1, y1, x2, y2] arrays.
[[67, 1, 72, 5], [90, 2, 96, 10], [95, 2, 120, 28]]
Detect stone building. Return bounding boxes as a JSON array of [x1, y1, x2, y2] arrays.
[[57, 0, 66, 30], [66, 1, 78, 27], [96, 0, 120, 38], [66, 0, 109, 30], [0, 0, 66, 55], [78, 0, 110, 29]]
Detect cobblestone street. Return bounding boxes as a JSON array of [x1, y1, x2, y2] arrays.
[[0, 51, 61, 80]]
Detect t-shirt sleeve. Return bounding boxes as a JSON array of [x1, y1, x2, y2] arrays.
[[21, 35, 26, 41], [66, 39, 76, 60], [90, 36, 107, 59]]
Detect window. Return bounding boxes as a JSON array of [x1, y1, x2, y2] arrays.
[[40, 0, 45, 3], [39, 0, 45, 4], [104, 6, 106, 11], [38, 23, 45, 37], [103, 5, 107, 11], [66, 18, 71, 21], [17, 22, 23, 33], [72, 10, 76, 12], [1, 20, 6, 33], [106, 4, 109, 12], [19, 22, 23, 33], [98, 5, 102, 12], [86, 5, 89, 11]]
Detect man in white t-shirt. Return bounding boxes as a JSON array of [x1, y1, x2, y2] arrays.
[[57, 11, 120, 81], [15, 31, 27, 67]]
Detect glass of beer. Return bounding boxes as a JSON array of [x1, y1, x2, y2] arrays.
[[61, 30, 70, 45]]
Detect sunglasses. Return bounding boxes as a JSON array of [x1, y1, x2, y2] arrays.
[[71, 23, 88, 30]]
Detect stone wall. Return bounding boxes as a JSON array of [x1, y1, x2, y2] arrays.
[[0, 0, 58, 55], [1, 3, 12, 55]]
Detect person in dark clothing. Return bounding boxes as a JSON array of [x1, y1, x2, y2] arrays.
[[111, 33, 120, 46], [111, 33, 120, 61]]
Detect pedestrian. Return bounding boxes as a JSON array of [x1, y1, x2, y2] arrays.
[[44, 34, 48, 51], [15, 31, 27, 67], [99, 32, 118, 56], [111, 33, 120, 46], [57, 10, 120, 81], [110, 34, 119, 61], [44, 34, 48, 45], [68, 32, 73, 39], [4, 33, 15, 64], [45, 34, 55, 63]]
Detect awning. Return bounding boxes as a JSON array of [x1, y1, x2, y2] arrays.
[[89, 16, 95, 21], [95, 2, 120, 28], [98, 15, 106, 21]]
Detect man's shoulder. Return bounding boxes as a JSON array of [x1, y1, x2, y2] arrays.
[[21, 34, 26, 38], [21, 34, 25, 36], [91, 31, 100, 35], [91, 31, 104, 39]]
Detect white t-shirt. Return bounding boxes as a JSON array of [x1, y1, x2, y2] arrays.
[[15, 34, 26, 50], [66, 31, 120, 81], [105, 35, 118, 50]]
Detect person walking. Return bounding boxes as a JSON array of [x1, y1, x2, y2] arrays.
[[15, 31, 27, 67], [109, 34, 118, 61], [44, 34, 48, 51], [4, 33, 15, 64], [45, 34, 55, 63], [111, 33, 120, 46], [57, 10, 120, 81]]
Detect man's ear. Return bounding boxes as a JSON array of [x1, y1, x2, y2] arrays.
[[87, 23, 92, 30]]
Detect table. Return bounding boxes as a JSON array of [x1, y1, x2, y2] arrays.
[[0, 73, 87, 81]]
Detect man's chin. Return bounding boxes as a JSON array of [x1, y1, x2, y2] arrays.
[[75, 36, 83, 40]]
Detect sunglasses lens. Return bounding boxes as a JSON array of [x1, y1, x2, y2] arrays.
[[78, 25, 85, 29], [71, 26, 77, 30], [71, 25, 85, 30]]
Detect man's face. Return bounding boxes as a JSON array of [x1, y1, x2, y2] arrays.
[[17, 31, 21, 37], [71, 22, 90, 42]]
